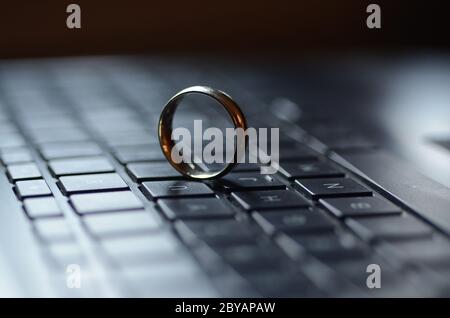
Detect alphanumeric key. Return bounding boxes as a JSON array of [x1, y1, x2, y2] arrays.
[[279, 161, 344, 179], [0, 132, 26, 148], [0, 148, 32, 164], [49, 156, 114, 176], [278, 145, 318, 161], [114, 148, 166, 164], [158, 197, 234, 220], [320, 196, 402, 218], [388, 238, 450, 267], [16, 179, 52, 198], [216, 172, 285, 191], [214, 243, 287, 273], [206, 162, 260, 173], [141, 180, 214, 199], [345, 214, 433, 242], [174, 219, 257, 246], [71, 191, 144, 214], [59, 173, 128, 194], [7, 162, 42, 181], [285, 232, 367, 261], [126, 162, 184, 181], [30, 128, 89, 144], [252, 208, 335, 235], [82, 209, 160, 238], [295, 177, 371, 199], [39, 141, 102, 160], [231, 189, 309, 211], [23, 197, 62, 218]]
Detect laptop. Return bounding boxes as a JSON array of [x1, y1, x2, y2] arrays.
[[0, 55, 449, 297]]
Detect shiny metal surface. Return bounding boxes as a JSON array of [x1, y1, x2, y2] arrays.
[[158, 86, 248, 180]]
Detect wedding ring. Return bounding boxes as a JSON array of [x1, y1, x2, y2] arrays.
[[158, 86, 247, 180]]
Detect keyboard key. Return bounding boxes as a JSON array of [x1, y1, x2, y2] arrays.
[[33, 218, 74, 242], [216, 172, 285, 191], [279, 161, 344, 179], [346, 215, 433, 241], [320, 196, 402, 218], [215, 243, 287, 273], [285, 232, 367, 261], [253, 208, 335, 235], [30, 127, 89, 144], [174, 219, 257, 246], [23, 197, 62, 218], [388, 239, 450, 267], [71, 191, 143, 214], [295, 177, 371, 199], [49, 156, 114, 176], [39, 141, 102, 160], [16, 179, 51, 198], [158, 197, 234, 220], [7, 162, 42, 181], [59, 173, 128, 194], [0, 133, 26, 148], [0, 148, 33, 164], [114, 148, 166, 164], [100, 232, 182, 265], [83, 210, 160, 237], [277, 145, 318, 161], [206, 162, 260, 173], [127, 162, 183, 181], [231, 189, 309, 211], [102, 131, 158, 147], [141, 180, 214, 199]]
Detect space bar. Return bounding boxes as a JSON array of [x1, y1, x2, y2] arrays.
[[330, 150, 450, 236]]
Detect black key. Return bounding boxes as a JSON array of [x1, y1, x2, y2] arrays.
[[158, 197, 234, 220], [286, 232, 367, 261], [7, 163, 42, 181], [216, 172, 285, 191], [114, 148, 166, 164], [71, 191, 144, 214], [102, 131, 158, 147], [278, 145, 318, 161], [295, 177, 371, 199], [39, 141, 102, 160], [141, 180, 214, 199], [206, 162, 260, 173], [389, 239, 450, 267], [16, 179, 52, 198], [23, 197, 62, 218], [320, 196, 402, 218], [318, 134, 376, 151], [279, 161, 344, 179], [0, 148, 32, 164], [215, 243, 287, 273], [59, 173, 128, 194], [30, 128, 89, 144], [231, 189, 309, 211], [253, 208, 335, 235], [246, 271, 321, 297], [346, 215, 433, 242], [174, 219, 257, 246], [126, 162, 183, 181], [49, 156, 114, 176]]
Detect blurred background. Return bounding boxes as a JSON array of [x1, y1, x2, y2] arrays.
[[1, 0, 449, 58]]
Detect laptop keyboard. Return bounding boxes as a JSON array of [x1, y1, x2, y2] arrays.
[[0, 57, 449, 297]]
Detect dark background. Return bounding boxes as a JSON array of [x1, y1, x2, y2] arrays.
[[1, 0, 449, 58]]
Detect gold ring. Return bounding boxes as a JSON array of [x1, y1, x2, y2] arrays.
[[158, 86, 248, 180]]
